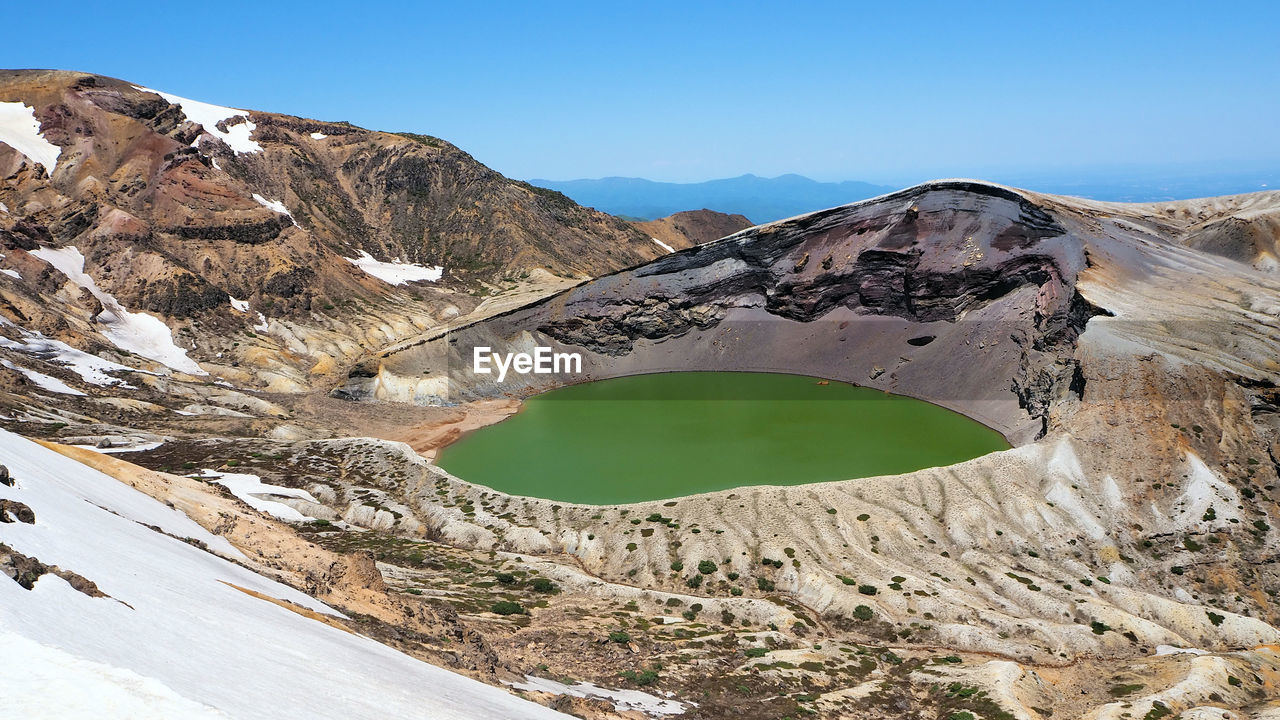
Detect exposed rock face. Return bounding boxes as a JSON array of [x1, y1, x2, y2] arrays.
[[0, 69, 667, 394], [353, 181, 1110, 442], [630, 208, 753, 251], [0, 542, 105, 596], [325, 181, 1280, 717]]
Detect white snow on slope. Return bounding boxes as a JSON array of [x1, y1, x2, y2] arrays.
[[346, 249, 443, 285], [73, 440, 166, 455], [193, 469, 317, 522], [652, 237, 676, 253], [0, 101, 61, 176], [0, 201, 9, 213], [251, 193, 298, 226], [309, 132, 327, 140], [0, 268, 19, 279], [510, 675, 688, 716], [0, 430, 571, 720], [0, 359, 85, 395], [228, 297, 249, 313], [1, 628, 227, 720], [29, 246, 206, 375], [0, 325, 140, 388], [252, 193, 289, 215], [1155, 645, 1209, 656], [134, 87, 262, 154]]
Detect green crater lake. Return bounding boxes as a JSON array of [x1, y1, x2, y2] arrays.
[[436, 372, 1010, 504]]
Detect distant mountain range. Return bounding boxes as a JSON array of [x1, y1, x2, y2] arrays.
[[531, 172, 1279, 225], [528, 174, 896, 224]]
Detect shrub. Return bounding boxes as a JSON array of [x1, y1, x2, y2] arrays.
[[686, 575, 703, 588], [1090, 620, 1111, 635], [857, 513, 870, 521], [858, 584, 877, 596], [727, 571, 739, 580], [756, 577, 775, 591], [670, 561, 683, 571], [852, 605, 874, 621], [744, 647, 768, 658], [608, 631, 631, 644], [530, 577, 557, 593], [619, 668, 659, 686], [697, 560, 717, 575], [730, 587, 743, 596], [491, 601, 524, 615], [495, 572, 516, 584], [1207, 611, 1225, 627]]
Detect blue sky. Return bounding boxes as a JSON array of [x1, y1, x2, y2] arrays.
[[5, 1, 1278, 185]]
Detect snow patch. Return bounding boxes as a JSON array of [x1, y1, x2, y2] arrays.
[[193, 469, 318, 522], [0, 430, 569, 719], [0, 268, 20, 279], [228, 297, 249, 313], [1, 359, 85, 395], [29, 246, 206, 375], [134, 86, 262, 154], [309, 132, 327, 140], [251, 194, 297, 226], [0, 201, 8, 213], [253, 312, 269, 332], [73, 441, 166, 455], [0, 326, 141, 388], [1155, 645, 1209, 656], [510, 676, 688, 716], [345, 249, 443, 285], [0, 101, 61, 176], [652, 237, 676, 253]]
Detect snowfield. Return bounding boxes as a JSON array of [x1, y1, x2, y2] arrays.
[[346, 249, 444, 284], [134, 86, 263, 154], [510, 675, 689, 716], [0, 430, 570, 719], [0, 323, 141, 388], [193, 468, 318, 522], [652, 237, 676, 254], [29, 246, 206, 375], [0, 359, 85, 396], [0, 101, 61, 176]]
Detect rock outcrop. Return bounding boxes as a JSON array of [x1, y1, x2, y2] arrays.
[[630, 208, 753, 251]]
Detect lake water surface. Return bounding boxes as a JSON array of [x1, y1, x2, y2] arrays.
[[436, 372, 1009, 504]]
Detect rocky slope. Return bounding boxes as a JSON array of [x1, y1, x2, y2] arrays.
[[0, 69, 667, 399], [319, 180, 1280, 718], [6, 68, 1280, 716], [630, 209, 753, 252]]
